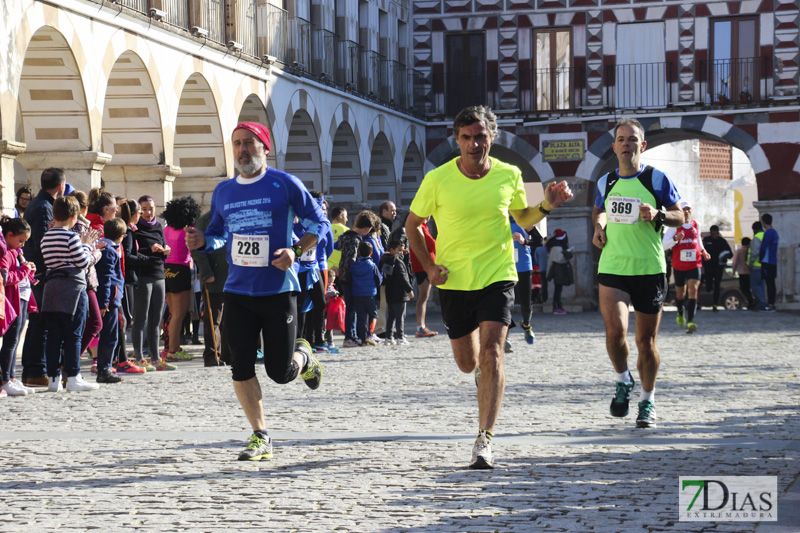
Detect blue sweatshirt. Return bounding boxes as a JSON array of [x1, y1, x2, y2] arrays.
[[95, 238, 124, 309], [350, 257, 382, 297], [202, 168, 330, 297]]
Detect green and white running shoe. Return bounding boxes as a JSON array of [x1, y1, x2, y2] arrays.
[[636, 400, 657, 428], [297, 339, 322, 390], [237, 433, 273, 461], [686, 322, 698, 334], [676, 313, 686, 328]]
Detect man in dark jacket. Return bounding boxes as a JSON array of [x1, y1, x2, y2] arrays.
[[701, 225, 732, 311], [191, 210, 230, 366], [22, 168, 66, 388]]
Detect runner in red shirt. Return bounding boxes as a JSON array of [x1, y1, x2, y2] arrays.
[[665, 201, 709, 333]]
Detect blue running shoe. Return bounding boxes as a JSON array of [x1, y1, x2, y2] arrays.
[[523, 325, 535, 345]]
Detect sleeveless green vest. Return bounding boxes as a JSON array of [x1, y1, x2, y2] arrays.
[[599, 175, 666, 276]]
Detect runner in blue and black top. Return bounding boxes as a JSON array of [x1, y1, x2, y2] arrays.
[[510, 216, 535, 345], [185, 122, 329, 462]]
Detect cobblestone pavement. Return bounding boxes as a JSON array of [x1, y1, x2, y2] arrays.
[[1, 307, 798, 532]]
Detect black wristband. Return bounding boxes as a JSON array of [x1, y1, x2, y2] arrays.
[[538, 203, 552, 215]]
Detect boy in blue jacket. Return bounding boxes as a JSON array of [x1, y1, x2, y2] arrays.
[[95, 218, 127, 383], [349, 241, 382, 346]]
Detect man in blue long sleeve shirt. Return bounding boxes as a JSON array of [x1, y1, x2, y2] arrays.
[[185, 122, 328, 462], [758, 213, 779, 309]]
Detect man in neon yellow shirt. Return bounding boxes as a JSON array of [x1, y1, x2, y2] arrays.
[[406, 106, 572, 469], [592, 118, 683, 430], [328, 206, 348, 271]]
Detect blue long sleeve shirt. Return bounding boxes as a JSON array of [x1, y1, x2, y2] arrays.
[[202, 168, 330, 297]]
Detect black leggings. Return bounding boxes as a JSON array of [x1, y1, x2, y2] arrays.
[[223, 292, 299, 383], [514, 270, 532, 326], [301, 275, 326, 346]]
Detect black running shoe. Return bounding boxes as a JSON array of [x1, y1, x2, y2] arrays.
[[96, 370, 123, 384], [237, 433, 273, 461], [297, 339, 322, 389], [609, 377, 635, 417]]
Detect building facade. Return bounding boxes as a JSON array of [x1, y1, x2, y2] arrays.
[[2, 0, 799, 307], [1, 0, 426, 215], [414, 0, 800, 307]]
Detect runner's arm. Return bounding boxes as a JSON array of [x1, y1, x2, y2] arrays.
[[405, 211, 449, 285], [509, 181, 573, 229]]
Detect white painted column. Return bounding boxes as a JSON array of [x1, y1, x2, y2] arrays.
[[0, 140, 26, 215], [15, 151, 112, 194], [102, 164, 181, 212]]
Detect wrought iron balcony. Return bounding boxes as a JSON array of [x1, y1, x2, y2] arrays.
[[427, 56, 776, 118]]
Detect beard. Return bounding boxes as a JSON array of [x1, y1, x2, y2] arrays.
[[235, 152, 266, 177]]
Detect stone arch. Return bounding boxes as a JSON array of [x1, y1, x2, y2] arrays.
[[367, 132, 395, 204], [364, 115, 396, 205], [280, 89, 323, 159], [14, 24, 97, 191], [101, 51, 164, 167], [17, 25, 92, 154], [285, 109, 323, 191], [580, 116, 769, 182], [426, 130, 552, 184], [328, 104, 362, 203], [237, 93, 277, 169], [399, 141, 423, 209], [173, 73, 226, 180], [398, 125, 426, 208]]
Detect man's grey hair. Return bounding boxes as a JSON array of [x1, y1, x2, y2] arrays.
[[453, 106, 498, 139], [613, 118, 645, 140]]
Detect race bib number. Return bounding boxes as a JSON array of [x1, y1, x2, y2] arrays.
[[608, 197, 641, 224], [514, 248, 519, 263], [680, 249, 697, 262], [232, 234, 270, 267], [300, 247, 316, 262]]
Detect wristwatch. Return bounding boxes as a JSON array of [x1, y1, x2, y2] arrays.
[[292, 244, 303, 259], [655, 208, 666, 224]]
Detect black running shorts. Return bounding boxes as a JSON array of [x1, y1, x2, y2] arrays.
[[223, 291, 299, 383], [439, 280, 515, 339], [598, 273, 667, 315], [673, 267, 701, 286]]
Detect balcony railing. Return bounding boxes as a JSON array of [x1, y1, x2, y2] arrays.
[[93, 0, 425, 115], [700, 57, 770, 105], [288, 17, 313, 72], [336, 40, 362, 89], [426, 56, 777, 117], [605, 62, 673, 109], [312, 29, 336, 79], [257, 2, 288, 63]]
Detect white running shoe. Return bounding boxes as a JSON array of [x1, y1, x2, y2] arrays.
[[67, 374, 100, 392], [47, 376, 63, 393], [383, 338, 396, 346], [1, 380, 28, 396], [396, 337, 410, 346], [470, 432, 494, 469]]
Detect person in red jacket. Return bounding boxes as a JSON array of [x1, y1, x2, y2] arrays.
[[408, 216, 437, 337], [0, 217, 38, 396], [663, 201, 709, 333]]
